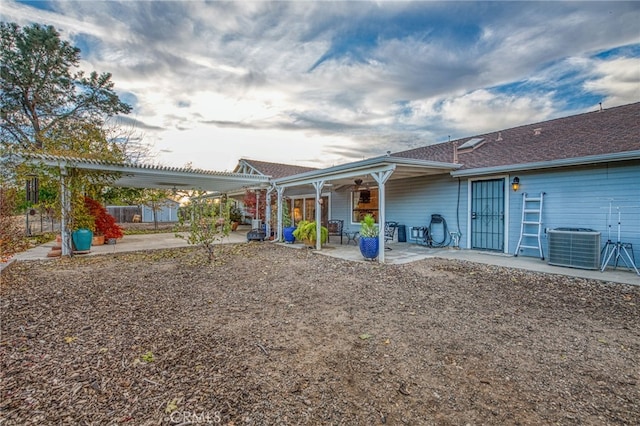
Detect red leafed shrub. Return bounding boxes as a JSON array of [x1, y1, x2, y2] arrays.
[[84, 197, 123, 239]]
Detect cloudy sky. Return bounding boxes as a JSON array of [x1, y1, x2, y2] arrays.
[[4, 1, 640, 171]]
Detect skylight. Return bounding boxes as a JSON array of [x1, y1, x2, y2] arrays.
[[457, 137, 485, 150]]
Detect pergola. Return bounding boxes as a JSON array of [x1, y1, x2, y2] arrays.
[[15, 153, 270, 256]]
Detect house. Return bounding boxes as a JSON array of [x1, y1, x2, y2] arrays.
[[16, 103, 639, 265], [231, 159, 318, 228], [257, 102, 639, 266]]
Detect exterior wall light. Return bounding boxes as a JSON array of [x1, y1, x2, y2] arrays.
[[511, 177, 520, 192]]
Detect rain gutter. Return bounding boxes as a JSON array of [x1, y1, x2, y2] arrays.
[[450, 150, 640, 178]]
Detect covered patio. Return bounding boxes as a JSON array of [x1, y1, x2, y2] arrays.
[[12, 153, 270, 256], [270, 154, 461, 263]]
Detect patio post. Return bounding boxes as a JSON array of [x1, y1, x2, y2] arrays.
[[59, 164, 72, 257], [265, 186, 274, 239], [371, 169, 394, 263], [276, 186, 284, 242], [312, 180, 325, 250]]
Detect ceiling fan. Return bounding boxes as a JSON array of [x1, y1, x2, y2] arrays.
[[337, 178, 370, 193]]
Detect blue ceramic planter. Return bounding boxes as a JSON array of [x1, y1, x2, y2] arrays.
[[72, 228, 93, 251], [283, 227, 296, 244], [359, 236, 379, 260]]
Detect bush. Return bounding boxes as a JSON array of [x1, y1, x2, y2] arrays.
[[84, 197, 123, 239], [0, 187, 29, 261]]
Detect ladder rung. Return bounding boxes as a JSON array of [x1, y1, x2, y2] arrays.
[[523, 221, 541, 225], [523, 233, 539, 237], [524, 209, 540, 213], [525, 198, 541, 202], [519, 245, 540, 249]]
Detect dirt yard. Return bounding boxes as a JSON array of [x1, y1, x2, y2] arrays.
[[1, 243, 638, 425]]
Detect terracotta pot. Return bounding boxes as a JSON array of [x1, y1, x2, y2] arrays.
[[92, 235, 105, 246]]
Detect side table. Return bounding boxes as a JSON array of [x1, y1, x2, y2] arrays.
[[344, 230, 359, 245]]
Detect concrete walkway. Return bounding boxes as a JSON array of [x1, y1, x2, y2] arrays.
[[2, 230, 638, 286], [308, 241, 640, 286]]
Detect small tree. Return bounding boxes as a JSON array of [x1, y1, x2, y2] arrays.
[[175, 193, 231, 263], [84, 196, 122, 239], [141, 189, 174, 230]]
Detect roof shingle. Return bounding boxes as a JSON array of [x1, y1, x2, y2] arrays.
[[235, 158, 318, 179], [393, 102, 640, 170]]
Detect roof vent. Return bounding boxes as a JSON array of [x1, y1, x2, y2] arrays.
[[533, 128, 542, 135], [457, 137, 485, 152], [496, 132, 503, 141]]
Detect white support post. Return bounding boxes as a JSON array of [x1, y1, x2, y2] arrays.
[[312, 180, 325, 250], [265, 186, 274, 239], [371, 169, 394, 263], [60, 166, 72, 256], [276, 186, 284, 241]]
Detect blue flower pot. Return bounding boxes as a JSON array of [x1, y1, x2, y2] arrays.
[[359, 236, 379, 260], [72, 228, 93, 252], [283, 227, 296, 243]]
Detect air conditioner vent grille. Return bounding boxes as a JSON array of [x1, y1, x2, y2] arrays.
[[548, 229, 601, 270]]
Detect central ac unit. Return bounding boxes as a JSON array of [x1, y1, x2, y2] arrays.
[[548, 228, 601, 270]]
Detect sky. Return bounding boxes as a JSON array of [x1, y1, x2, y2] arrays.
[[3, 1, 640, 172]]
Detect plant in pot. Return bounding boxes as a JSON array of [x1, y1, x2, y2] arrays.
[[229, 206, 242, 231], [281, 199, 296, 243], [84, 196, 123, 245], [358, 213, 379, 260], [70, 199, 95, 252], [292, 220, 328, 248]]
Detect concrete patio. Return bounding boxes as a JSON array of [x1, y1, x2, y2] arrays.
[[2, 228, 638, 286]]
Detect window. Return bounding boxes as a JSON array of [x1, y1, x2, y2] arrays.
[[292, 196, 329, 225], [352, 187, 378, 223]]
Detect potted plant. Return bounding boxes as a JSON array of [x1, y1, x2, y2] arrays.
[[229, 206, 242, 231], [358, 214, 379, 260], [84, 197, 123, 245], [281, 199, 296, 243], [70, 199, 95, 252], [292, 220, 328, 248]]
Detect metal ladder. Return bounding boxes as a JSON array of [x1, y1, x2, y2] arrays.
[[514, 192, 545, 260]]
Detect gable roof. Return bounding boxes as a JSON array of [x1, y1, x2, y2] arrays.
[[234, 158, 318, 179], [393, 102, 640, 171]]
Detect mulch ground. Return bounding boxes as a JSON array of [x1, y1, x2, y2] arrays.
[[1, 243, 638, 425]]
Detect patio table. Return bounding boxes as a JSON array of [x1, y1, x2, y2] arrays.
[[344, 230, 359, 245]]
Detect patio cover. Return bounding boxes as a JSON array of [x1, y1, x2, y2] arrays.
[[271, 155, 461, 262], [15, 153, 270, 193], [11, 153, 270, 256]]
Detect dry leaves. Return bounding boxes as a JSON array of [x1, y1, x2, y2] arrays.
[[1, 243, 639, 424]]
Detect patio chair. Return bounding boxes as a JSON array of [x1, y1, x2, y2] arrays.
[[327, 219, 344, 244], [384, 221, 398, 250]]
